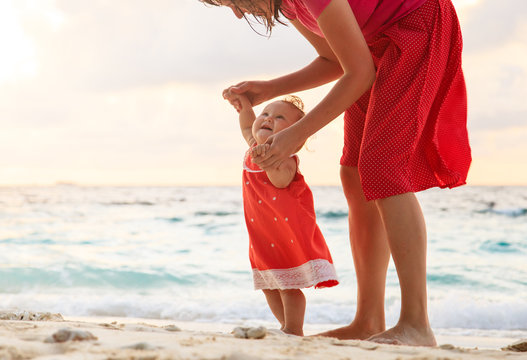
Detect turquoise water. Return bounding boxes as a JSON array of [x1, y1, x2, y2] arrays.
[[0, 185, 526, 335]]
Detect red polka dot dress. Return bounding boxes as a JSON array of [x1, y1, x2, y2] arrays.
[[341, 0, 471, 200], [282, 0, 472, 201], [242, 150, 339, 290]]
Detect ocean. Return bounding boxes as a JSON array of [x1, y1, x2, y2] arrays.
[[0, 185, 526, 338]]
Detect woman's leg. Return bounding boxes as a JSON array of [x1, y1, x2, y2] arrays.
[[262, 289, 285, 330], [318, 166, 390, 339], [279, 289, 305, 336], [368, 192, 436, 346]]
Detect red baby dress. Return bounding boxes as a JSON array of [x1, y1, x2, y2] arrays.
[[242, 150, 339, 290]]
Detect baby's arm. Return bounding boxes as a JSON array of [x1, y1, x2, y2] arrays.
[[233, 94, 257, 146], [252, 146, 297, 188], [265, 157, 297, 188]]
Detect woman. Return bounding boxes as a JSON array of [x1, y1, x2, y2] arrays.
[[202, 0, 471, 346]]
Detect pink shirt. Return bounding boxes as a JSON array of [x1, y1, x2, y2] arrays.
[[281, 0, 427, 41]]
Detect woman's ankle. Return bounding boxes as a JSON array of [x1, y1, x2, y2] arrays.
[[352, 314, 386, 335], [282, 327, 303, 336]]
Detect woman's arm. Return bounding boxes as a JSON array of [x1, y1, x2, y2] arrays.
[[265, 19, 344, 95], [224, 19, 343, 107], [253, 0, 376, 169]]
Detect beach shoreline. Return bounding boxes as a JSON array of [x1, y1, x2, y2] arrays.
[[1, 313, 525, 359]]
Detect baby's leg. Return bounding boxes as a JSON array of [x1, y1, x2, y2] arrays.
[[262, 289, 285, 329], [279, 289, 305, 336]]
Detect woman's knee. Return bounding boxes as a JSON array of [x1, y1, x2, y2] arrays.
[[340, 166, 359, 188], [340, 166, 367, 202]]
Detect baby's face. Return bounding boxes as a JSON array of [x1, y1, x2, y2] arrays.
[[252, 101, 301, 144]]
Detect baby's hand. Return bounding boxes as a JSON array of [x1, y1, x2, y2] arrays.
[[223, 88, 251, 113], [251, 144, 270, 159]]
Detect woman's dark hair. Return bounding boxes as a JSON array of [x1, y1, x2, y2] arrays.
[[199, 0, 286, 35]]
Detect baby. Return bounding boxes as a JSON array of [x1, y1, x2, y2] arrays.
[[229, 93, 338, 336]]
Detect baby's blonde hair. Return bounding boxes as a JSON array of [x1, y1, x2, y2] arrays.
[[281, 95, 305, 117], [280, 95, 306, 153]]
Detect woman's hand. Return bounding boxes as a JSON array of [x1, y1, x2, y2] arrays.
[[252, 126, 305, 170], [223, 80, 275, 109]]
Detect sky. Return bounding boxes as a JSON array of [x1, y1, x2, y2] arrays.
[[1, 0, 526, 186]]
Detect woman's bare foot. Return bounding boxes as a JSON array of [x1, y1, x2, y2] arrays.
[[367, 323, 436, 347], [315, 321, 384, 340], [282, 327, 303, 336]]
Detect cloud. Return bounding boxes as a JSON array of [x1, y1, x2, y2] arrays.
[[0, 80, 247, 185], [463, 41, 527, 130], [458, 0, 527, 53], [12, 0, 314, 92], [1, 0, 526, 185], [0, 1, 37, 82], [468, 126, 527, 185], [454, 0, 527, 131]]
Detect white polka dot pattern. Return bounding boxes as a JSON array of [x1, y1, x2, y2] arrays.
[[241, 149, 339, 290], [340, 0, 471, 201]]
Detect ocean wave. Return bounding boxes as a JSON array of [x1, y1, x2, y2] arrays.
[[427, 273, 485, 287], [480, 240, 522, 253], [2, 290, 527, 332], [0, 238, 56, 245], [0, 266, 223, 291], [159, 217, 184, 223], [194, 211, 238, 217], [316, 210, 348, 219], [428, 295, 527, 331], [103, 201, 156, 206], [1, 185, 526, 335], [475, 207, 527, 217]]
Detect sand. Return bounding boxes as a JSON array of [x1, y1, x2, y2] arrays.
[[0, 312, 525, 360]]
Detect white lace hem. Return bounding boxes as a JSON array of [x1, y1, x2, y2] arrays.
[[252, 259, 338, 290]]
